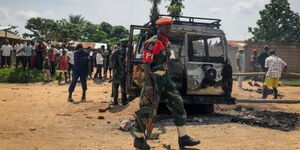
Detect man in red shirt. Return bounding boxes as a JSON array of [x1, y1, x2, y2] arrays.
[[133, 18, 200, 150]]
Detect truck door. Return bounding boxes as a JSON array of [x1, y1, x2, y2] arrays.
[[126, 25, 150, 95], [184, 33, 227, 96]]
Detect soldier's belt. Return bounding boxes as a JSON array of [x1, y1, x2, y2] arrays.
[[153, 70, 166, 76]]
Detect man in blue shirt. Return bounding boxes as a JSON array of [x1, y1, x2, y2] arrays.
[[68, 44, 90, 102]]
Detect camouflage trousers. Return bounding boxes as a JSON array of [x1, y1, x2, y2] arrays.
[[112, 71, 126, 103], [134, 74, 187, 133]]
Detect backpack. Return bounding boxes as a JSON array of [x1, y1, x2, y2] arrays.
[[109, 49, 121, 69]]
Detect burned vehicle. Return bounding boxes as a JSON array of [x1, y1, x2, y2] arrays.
[[126, 15, 235, 112]]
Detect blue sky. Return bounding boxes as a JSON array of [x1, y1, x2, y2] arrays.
[[0, 0, 299, 40]]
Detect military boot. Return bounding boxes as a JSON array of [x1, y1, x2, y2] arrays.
[[134, 137, 150, 150], [178, 135, 200, 149], [273, 88, 278, 99]]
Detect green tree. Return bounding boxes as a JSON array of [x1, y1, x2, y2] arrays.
[[99, 22, 113, 37], [23, 15, 129, 44], [111, 26, 129, 41], [67, 14, 86, 24], [148, 0, 162, 22], [24, 17, 60, 42], [248, 0, 300, 42], [82, 22, 107, 42], [167, 0, 185, 17], [59, 22, 82, 42]]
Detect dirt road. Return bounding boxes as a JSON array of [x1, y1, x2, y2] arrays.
[[0, 81, 300, 150]]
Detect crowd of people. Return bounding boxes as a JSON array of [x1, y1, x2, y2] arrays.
[[0, 38, 130, 106], [0, 39, 116, 83], [236, 45, 288, 99]]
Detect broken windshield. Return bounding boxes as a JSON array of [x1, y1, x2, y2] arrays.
[[188, 35, 224, 62]]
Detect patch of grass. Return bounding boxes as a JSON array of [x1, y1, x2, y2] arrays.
[[0, 68, 44, 83], [282, 79, 300, 86]]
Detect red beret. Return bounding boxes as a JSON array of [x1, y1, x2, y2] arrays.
[[156, 18, 173, 25]]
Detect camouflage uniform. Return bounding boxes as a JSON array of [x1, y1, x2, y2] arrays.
[[112, 47, 127, 104], [134, 34, 187, 134]]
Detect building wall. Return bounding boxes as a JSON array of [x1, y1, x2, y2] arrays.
[[229, 42, 300, 73]]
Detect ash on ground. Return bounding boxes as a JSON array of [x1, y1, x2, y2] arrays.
[[155, 105, 300, 132]]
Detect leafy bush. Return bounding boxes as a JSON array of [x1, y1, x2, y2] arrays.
[[0, 68, 44, 83]]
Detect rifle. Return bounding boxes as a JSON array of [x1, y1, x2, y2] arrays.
[[145, 74, 160, 140]]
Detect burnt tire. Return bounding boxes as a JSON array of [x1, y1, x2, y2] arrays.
[[185, 104, 214, 115], [157, 103, 214, 115]]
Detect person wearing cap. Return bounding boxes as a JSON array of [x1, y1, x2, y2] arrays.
[[258, 45, 270, 72], [248, 49, 260, 86], [133, 18, 200, 150], [111, 38, 128, 106], [262, 50, 287, 99], [68, 44, 90, 102], [236, 46, 246, 89]]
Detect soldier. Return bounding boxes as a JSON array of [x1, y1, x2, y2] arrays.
[[133, 18, 200, 150], [111, 39, 128, 106], [68, 44, 90, 102]]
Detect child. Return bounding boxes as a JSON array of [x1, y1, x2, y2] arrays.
[[57, 50, 68, 84], [94, 49, 104, 81], [43, 57, 52, 82]]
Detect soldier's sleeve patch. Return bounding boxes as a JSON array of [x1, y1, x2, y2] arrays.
[[143, 50, 153, 63]]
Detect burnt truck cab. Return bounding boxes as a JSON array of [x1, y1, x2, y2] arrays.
[[126, 15, 235, 108]]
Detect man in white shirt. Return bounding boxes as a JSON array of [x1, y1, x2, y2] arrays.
[[24, 41, 33, 69], [236, 47, 246, 89], [14, 41, 25, 68], [67, 49, 75, 83], [1, 39, 13, 68], [52, 45, 60, 56], [93, 49, 104, 81], [59, 44, 69, 56], [87, 47, 94, 79], [262, 50, 287, 99]]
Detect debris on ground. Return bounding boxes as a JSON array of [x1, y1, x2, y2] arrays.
[[231, 106, 300, 131], [162, 143, 171, 149], [98, 116, 105, 120], [119, 118, 135, 131], [157, 126, 167, 134], [149, 132, 160, 140], [56, 113, 71, 116], [98, 108, 107, 113], [29, 128, 36, 131]]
